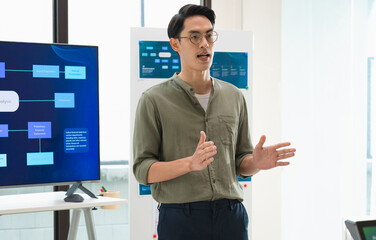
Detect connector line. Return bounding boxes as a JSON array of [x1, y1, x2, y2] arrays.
[[39, 139, 41, 152], [5, 69, 33, 72], [19, 100, 55, 102], [4, 69, 66, 73], [8, 129, 28, 132]]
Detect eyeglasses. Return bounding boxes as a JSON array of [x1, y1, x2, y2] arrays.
[[177, 31, 218, 45]]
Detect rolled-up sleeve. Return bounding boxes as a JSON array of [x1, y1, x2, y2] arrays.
[[133, 93, 161, 185], [235, 95, 253, 178]]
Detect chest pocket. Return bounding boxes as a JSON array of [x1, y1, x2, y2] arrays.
[[218, 115, 238, 145]]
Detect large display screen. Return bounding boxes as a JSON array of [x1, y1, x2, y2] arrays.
[[0, 41, 100, 187], [362, 226, 376, 240]]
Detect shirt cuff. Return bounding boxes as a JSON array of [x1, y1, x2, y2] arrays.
[[134, 158, 159, 186]]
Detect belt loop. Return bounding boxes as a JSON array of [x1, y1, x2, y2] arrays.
[[183, 203, 191, 217], [157, 203, 161, 211]]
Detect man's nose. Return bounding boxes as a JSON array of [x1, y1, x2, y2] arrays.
[[199, 36, 210, 48]]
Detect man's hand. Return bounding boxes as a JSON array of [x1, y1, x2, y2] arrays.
[[189, 131, 217, 171], [252, 135, 296, 170]]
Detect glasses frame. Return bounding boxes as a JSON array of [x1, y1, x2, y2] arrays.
[[176, 31, 218, 45]]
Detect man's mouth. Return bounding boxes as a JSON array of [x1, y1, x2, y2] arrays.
[[197, 53, 211, 59]]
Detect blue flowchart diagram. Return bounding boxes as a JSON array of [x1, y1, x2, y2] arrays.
[[0, 63, 89, 167]]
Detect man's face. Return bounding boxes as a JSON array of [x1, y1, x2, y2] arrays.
[[171, 15, 215, 73]]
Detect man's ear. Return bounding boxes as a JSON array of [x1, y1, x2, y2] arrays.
[[170, 38, 180, 53]]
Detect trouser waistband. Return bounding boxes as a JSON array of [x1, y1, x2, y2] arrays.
[[160, 198, 240, 210]]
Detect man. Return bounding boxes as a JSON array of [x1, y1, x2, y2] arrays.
[[133, 4, 296, 240]]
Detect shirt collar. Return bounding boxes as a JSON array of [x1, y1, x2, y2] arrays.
[[171, 72, 218, 97]]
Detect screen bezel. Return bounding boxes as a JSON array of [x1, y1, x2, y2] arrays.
[[0, 40, 101, 188]]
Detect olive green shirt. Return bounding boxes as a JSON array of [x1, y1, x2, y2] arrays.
[[133, 73, 253, 203]]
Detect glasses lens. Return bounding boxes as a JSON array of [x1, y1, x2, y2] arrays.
[[207, 31, 218, 43], [190, 33, 202, 44]]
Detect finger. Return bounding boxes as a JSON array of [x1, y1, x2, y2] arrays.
[[201, 145, 217, 155], [202, 149, 217, 160], [200, 141, 215, 149], [198, 131, 206, 145], [277, 152, 295, 160], [277, 148, 296, 155], [203, 157, 214, 166], [256, 135, 266, 149], [273, 142, 291, 149], [276, 161, 290, 167]]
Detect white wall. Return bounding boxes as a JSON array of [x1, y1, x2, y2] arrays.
[[281, 0, 368, 239]]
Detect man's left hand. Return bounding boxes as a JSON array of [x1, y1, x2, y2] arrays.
[[252, 135, 296, 170]]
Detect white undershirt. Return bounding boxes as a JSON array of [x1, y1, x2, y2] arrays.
[[195, 93, 211, 111]]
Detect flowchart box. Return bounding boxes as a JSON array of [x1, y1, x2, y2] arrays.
[[0, 124, 8, 137], [55, 93, 75, 108], [28, 122, 51, 139], [0, 91, 20, 112], [65, 66, 86, 79], [33, 65, 59, 78], [27, 152, 54, 166], [64, 128, 89, 153], [0, 154, 7, 167], [0, 62, 5, 78]]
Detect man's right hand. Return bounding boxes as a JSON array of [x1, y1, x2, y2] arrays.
[[189, 131, 217, 171]]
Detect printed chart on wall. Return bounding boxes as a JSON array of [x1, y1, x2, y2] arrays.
[[139, 41, 181, 79], [0, 41, 99, 187], [210, 52, 248, 89], [138, 40, 248, 89]]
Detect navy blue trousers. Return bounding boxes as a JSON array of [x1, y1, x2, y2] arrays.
[[157, 199, 249, 240]]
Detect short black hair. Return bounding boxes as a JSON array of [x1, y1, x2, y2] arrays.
[[167, 4, 216, 39]]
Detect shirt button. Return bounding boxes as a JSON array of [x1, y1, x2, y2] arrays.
[[212, 179, 216, 184]]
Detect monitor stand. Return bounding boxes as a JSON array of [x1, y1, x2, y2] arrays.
[[66, 183, 98, 199]]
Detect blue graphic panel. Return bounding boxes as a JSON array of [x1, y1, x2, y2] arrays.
[[211, 52, 248, 89], [237, 176, 252, 182], [139, 184, 151, 195], [0, 41, 99, 187], [139, 41, 181, 78]]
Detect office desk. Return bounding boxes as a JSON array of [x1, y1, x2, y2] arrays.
[[0, 191, 128, 240]]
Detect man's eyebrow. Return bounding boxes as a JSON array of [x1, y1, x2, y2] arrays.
[[187, 28, 214, 34]]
